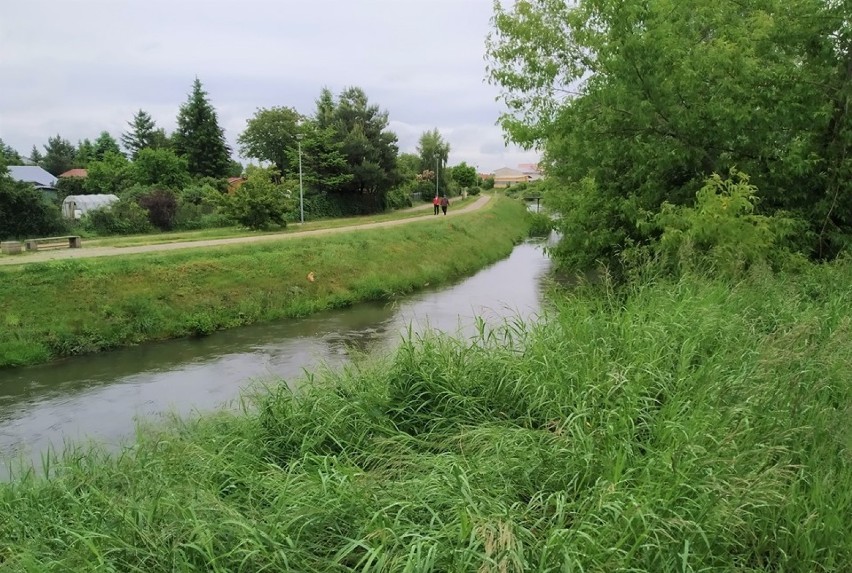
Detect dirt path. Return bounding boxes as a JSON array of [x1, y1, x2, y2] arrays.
[[0, 195, 491, 266]]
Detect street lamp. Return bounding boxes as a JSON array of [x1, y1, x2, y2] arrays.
[[296, 133, 304, 224], [435, 156, 439, 197]]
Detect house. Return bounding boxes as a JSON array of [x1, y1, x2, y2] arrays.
[[6, 165, 59, 201], [227, 176, 246, 194], [59, 168, 88, 179], [492, 167, 528, 188], [518, 163, 543, 182]]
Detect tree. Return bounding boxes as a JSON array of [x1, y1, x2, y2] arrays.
[[223, 166, 291, 229], [121, 110, 161, 159], [238, 106, 301, 175], [0, 139, 22, 167], [41, 135, 76, 176], [93, 131, 122, 161], [294, 118, 351, 194], [75, 139, 96, 168], [85, 152, 132, 195], [0, 175, 65, 239], [396, 153, 421, 184], [132, 148, 191, 189], [173, 78, 231, 178], [487, 0, 852, 265], [417, 129, 451, 194], [28, 146, 43, 166], [451, 162, 477, 189], [332, 86, 399, 203]]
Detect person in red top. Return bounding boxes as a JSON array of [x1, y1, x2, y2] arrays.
[[432, 195, 440, 215]]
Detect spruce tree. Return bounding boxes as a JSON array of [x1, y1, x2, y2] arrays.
[[121, 109, 158, 159], [173, 78, 231, 178]]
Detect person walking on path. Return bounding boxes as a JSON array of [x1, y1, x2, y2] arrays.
[[441, 195, 449, 215], [432, 195, 441, 215]]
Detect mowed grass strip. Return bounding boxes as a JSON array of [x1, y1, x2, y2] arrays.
[[1, 261, 849, 570], [0, 197, 530, 367]]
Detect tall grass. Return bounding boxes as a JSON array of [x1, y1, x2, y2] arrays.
[[1, 260, 849, 570], [0, 197, 529, 368]]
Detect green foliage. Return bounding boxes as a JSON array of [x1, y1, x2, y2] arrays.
[[40, 134, 76, 176], [1, 258, 849, 570], [526, 210, 552, 237], [0, 137, 22, 166], [385, 186, 413, 210], [451, 161, 477, 189], [132, 147, 190, 189], [237, 106, 302, 174], [74, 138, 95, 168], [173, 78, 231, 178], [28, 145, 43, 165], [482, 175, 495, 189], [138, 188, 179, 231], [0, 175, 66, 239], [84, 152, 132, 195], [487, 0, 852, 264], [93, 131, 122, 161], [468, 185, 482, 196], [223, 166, 291, 229], [82, 199, 153, 235], [294, 119, 352, 194], [121, 109, 164, 159], [396, 152, 420, 182], [55, 175, 86, 200], [651, 171, 801, 276]]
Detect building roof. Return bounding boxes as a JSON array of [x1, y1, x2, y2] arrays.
[[6, 165, 57, 187], [518, 163, 540, 173], [494, 167, 526, 178], [59, 168, 88, 178]]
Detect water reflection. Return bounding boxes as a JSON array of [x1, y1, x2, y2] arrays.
[[0, 239, 553, 467]]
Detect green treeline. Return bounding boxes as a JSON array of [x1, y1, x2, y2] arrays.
[[0, 197, 529, 368]]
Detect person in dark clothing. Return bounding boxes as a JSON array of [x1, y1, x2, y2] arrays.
[[440, 195, 449, 215], [433, 195, 440, 215]]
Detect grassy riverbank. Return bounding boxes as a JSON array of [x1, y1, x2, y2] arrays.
[[0, 197, 529, 368], [1, 260, 849, 570]]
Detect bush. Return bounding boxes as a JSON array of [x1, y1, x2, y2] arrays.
[[223, 167, 291, 230], [138, 189, 178, 231], [0, 177, 66, 239], [527, 211, 552, 237], [651, 170, 801, 276], [385, 186, 413, 210], [468, 186, 481, 196], [82, 200, 154, 235]]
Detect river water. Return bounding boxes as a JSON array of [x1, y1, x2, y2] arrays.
[[0, 238, 553, 471]]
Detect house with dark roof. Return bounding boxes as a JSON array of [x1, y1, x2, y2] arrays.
[[6, 165, 59, 201]]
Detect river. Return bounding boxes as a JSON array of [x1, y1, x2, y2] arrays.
[[0, 238, 553, 472]]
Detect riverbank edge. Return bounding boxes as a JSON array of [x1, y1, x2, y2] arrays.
[[0, 197, 532, 369]]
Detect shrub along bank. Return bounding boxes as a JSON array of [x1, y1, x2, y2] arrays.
[[0, 260, 849, 570], [0, 197, 530, 368]]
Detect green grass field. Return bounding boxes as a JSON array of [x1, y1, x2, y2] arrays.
[[0, 196, 526, 368], [1, 260, 849, 570]]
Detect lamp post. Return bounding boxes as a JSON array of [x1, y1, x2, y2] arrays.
[[435, 156, 439, 197], [296, 133, 304, 224]]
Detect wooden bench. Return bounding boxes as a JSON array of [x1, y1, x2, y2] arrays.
[[24, 236, 82, 251]]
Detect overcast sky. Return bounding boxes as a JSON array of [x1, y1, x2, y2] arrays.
[[0, 0, 539, 172]]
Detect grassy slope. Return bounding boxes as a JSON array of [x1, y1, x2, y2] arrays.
[[0, 197, 529, 368], [0, 261, 849, 571]]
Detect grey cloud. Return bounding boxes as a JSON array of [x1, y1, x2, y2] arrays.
[[0, 0, 538, 172]]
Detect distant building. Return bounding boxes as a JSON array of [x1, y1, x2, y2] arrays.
[[6, 165, 59, 201], [227, 176, 246, 194], [59, 168, 88, 179], [518, 163, 543, 182], [492, 167, 528, 188]]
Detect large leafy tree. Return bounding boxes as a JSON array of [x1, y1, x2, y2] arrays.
[[84, 152, 132, 195], [132, 148, 191, 189], [121, 109, 162, 159], [173, 78, 231, 178], [294, 118, 352, 194], [93, 131, 122, 161], [238, 106, 302, 175], [451, 162, 478, 189], [417, 128, 451, 192], [332, 87, 399, 200], [487, 0, 852, 264], [40, 135, 76, 176], [75, 139, 96, 168], [0, 175, 65, 239]]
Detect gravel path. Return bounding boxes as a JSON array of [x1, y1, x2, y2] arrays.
[[0, 195, 491, 266]]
